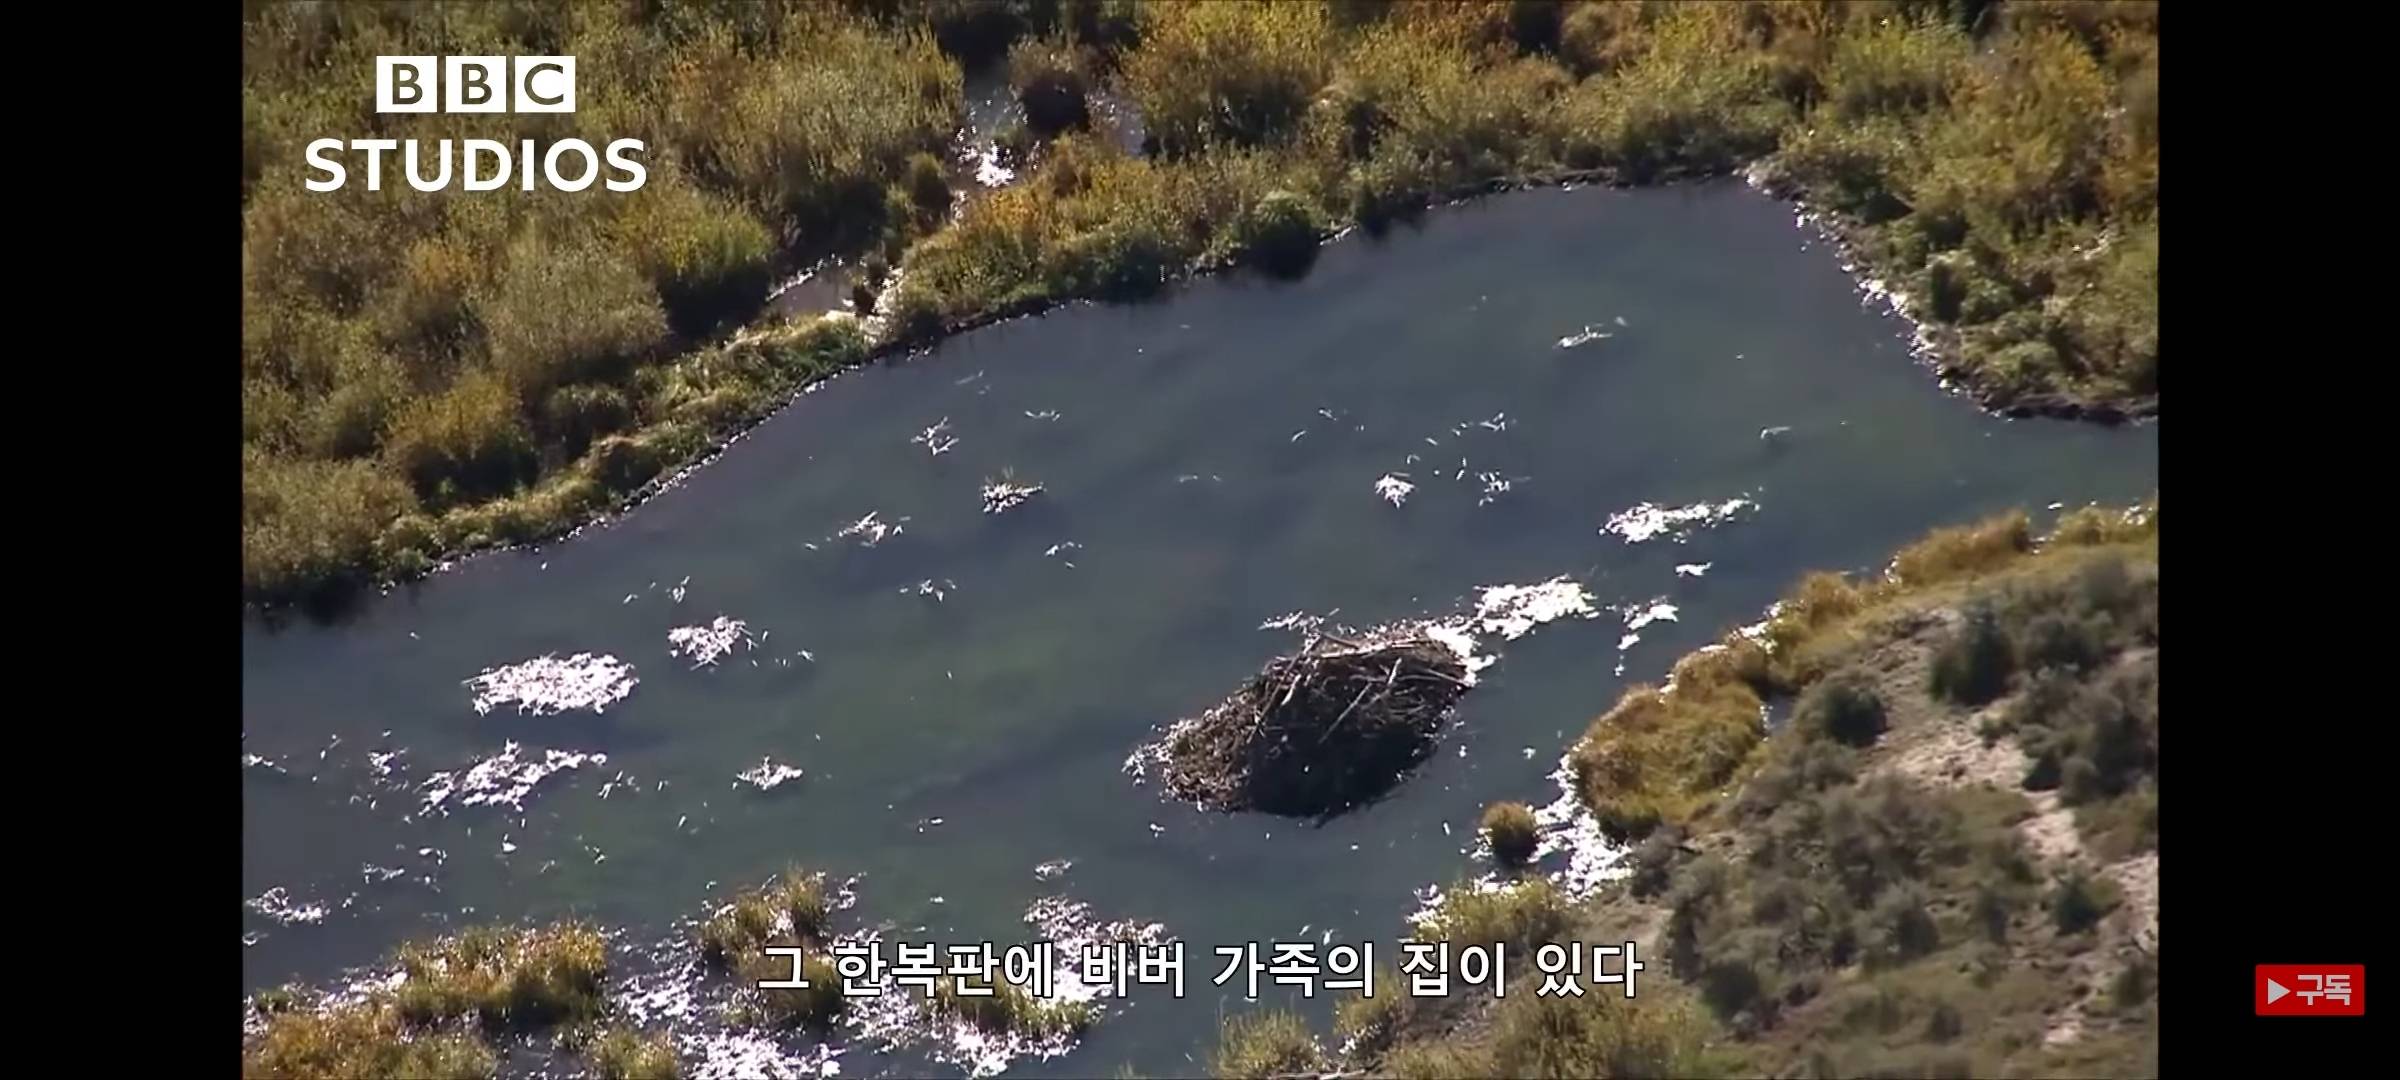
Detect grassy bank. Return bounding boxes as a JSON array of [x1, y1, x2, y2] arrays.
[[241, 921, 684, 1079], [243, 1, 2158, 611], [1209, 501, 2159, 1077]]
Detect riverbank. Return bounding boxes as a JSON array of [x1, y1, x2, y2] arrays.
[[1222, 501, 2160, 1077], [243, 1, 2159, 613]]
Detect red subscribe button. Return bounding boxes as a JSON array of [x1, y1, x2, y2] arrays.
[[2256, 964, 2365, 1016]]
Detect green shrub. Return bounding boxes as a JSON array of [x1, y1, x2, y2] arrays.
[[613, 185, 776, 339], [382, 371, 538, 504], [1863, 883, 1941, 967], [2048, 869, 2118, 935], [301, 349, 410, 460], [1821, 16, 1968, 121], [1546, 6, 1789, 179], [901, 151, 953, 228], [1481, 800, 1542, 868], [1930, 604, 2015, 705], [587, 435, 667, 494], [541, 384, 634, 459], [1211, 1009, 1322, 1079], [1796, 670, 1888, 748], [1738, 738, 1858, 818], [1126, 2, 1333, 155], [1627, 824, 1688, 897], [1557, 1, 1645, 77], [1233, 189, 1322, 276], [242, 454, 421, 606], [1971, 881, 2014, 943], [480, 241, 671, 398]]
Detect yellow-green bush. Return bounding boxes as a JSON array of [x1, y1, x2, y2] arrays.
[[578, 1026, 682, 1080], [242, 1003, 495, 1080], [1481, 800, 1542, 867], [242, 454, 420, 606], [1125, 1, 1335, 155], [1412, 877, 1571, 953], [1571, 676, 1766, 841], [241, 3, 957, 608], [1211, 1009, 1323, 1079], [390, 922, 610, 1032]]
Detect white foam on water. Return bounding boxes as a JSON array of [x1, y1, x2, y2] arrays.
[[913, 417, 958, 456], [973, 145, 1016, 188], [684, 1031, 842, 1080], [1022, 896, 1170, 1005], [1534, 756, 1630, 901], [365, 749, 406, 782], [1556, 326, 1615, 349], [1474, 471, 1517, 506], [1034, 859, 1073, 882], [981, 479, 1044, 514], [418, 742, 607, 815], [1257, 610, 1323, 633], [834, 511, 909, 548], [1675, 562, 1712, 578], [1420, 622, 1495, 686], [866, 895, 1170, 1077], [464, 653, 638, 715], [1471, 577, 1600, 640], [1601, 496, 1757, 544], [246, 886, 330, 926], [670, 617, 758, 669], [1622, 600, 1679, 633], [735, 758, 805, 791]]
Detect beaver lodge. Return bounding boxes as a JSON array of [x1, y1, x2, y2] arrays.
[[1148, 626, 1474, 818]]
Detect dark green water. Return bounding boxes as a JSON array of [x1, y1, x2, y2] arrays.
[[240, 182, 2158, 1076]]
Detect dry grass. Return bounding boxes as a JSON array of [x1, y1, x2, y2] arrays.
[[1572, 501, 2155, 839], [242, 1003, 496, 1080]]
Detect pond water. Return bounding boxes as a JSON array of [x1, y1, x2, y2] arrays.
[[241, 181, 2158, 1077]]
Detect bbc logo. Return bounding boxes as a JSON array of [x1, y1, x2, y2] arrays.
[[377, 56, 575, 114]]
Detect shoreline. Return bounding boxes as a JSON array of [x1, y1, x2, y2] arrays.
[[251, 170, 2154, 623]]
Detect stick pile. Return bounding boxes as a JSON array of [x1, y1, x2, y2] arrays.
[[1157, 628, 1473, 818]]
